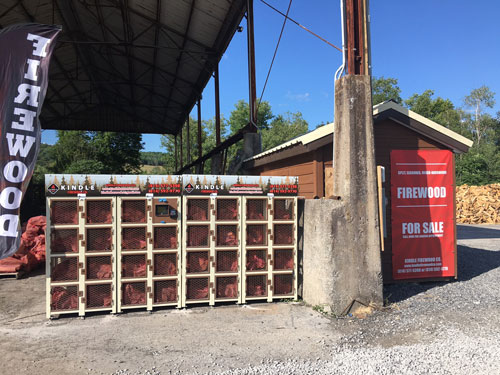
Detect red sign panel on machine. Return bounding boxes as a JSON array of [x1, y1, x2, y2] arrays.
[[391, 150, 455, 280]]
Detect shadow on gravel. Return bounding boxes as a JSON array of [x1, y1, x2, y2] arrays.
[[19, 267, 45, 279], [457, 224, 500, 240], [384, 244, 500, 304], [384, 280, 443, 304], [457, 245, 500, 281]]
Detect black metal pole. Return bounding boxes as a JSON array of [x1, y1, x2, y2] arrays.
[[246, 0, 257, 129], [187, 117, 191, 164]]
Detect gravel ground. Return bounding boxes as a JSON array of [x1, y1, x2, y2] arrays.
[[0, 224, 499, 375]]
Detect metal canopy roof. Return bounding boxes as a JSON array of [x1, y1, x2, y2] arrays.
[[0, 0, 246, 135]]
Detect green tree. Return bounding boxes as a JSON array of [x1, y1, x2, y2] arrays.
[[160, 116, 218, 174], [91, 132, 143, 174], [65, 159, 106, 174], [261, 112, 308, 151], [404, 88, 500, 184], [456, 143, 500, 185], [405, 90, 455, 121], [464, 86, 496, 144], [44, 131, 143, 175], [372, 76, 402, 105], [140, 152, 166, 166], [32, 143, 55, 185], [228, 99, 274, 133], [50, 130, 93, 172]]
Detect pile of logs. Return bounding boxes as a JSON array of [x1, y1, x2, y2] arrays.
[[456, 184, 500, 224]]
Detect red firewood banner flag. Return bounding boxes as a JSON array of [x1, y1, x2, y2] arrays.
[[0, 23, 61, 259], [391, 150, 456, 280]]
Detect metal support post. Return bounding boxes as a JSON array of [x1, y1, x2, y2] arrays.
[[246, 0, 257, 129]]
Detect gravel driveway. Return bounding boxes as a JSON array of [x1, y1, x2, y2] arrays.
[[0, 224, 499, 375]]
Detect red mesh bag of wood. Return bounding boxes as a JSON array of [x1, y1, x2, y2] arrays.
[[121, 228, 147, 250], [186, 278, 209, 299], [246, 251, 266, 271], [0, 257, 24, 273], [87, 257, 113, 280], [274, 224, 293, 245], [87, 285, 112, 308], [274, 275, 293, 295], [246, 275, 267, 296], [247, 284, 265, 296], [153, 227, 177, 249], [192, 285, 208, 299], [247, 200, 265, 220], [0, 216, 46, 275], [51, 258, 78, 281], [216, 277, 238, 298], [247, 225, 265, 245], [87, 201, 112, 224], [187, 200, 209, 221], [51, 286, 78, 310], [122, 201, 146, 223], [122, 256, 147, 278], [87, 291, 112, 308], [28, 234, 46, 262], [186, 252, 209, 273], [15, 216, 46, 258], [216, 251, 238, 272], [123, 283, 146, 305], [96, 264, 112, 279], [155, 281, 177, 303], [51, 202, 77, 224], [217, 200, 238, 220], [154, 254, 177, 276]]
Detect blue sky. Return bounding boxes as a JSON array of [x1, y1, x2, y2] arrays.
[[42, 0, 500, 152]]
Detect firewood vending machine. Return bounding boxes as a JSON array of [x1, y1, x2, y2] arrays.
[[181, 175, 299, 306], [45, 174, 182, 318], [45, 174, 298, 318]]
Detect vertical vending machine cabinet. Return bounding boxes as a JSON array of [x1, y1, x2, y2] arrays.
[[45, 175, 182, 318], [181, 175, 299, 307]]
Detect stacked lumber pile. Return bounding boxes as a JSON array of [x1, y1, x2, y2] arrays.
[[456, 184, 500, 224]]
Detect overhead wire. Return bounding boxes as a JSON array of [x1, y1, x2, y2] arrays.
[[256, 0, 293, 117], [260, 0, 342, 52], [256, 0, 342, 123]]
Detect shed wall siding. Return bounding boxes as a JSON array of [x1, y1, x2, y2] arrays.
[[248, 118, 456, 283], [255, 152, 321, 199]]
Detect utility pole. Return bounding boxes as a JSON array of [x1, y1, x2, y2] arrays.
[[345, 0, 370, 75], [333, 0, 382, 312], [303, 0, 382, 316]]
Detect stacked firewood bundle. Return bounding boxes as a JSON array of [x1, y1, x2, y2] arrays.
[[456, 184, 500, 224]]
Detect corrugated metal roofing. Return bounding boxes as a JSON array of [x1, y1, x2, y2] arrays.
[[0, 0, 246, 134], [244, 123, 334, 161]]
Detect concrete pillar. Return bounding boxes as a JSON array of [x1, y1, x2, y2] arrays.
[[228, 132, 262, 175], [302, 75, 383, 315], [243, 132, 261, 159], [211, 153, 223, 175]]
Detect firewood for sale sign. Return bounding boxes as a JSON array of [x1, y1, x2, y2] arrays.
[[391, 150, 456, 280], [0, 23, 61, 260]]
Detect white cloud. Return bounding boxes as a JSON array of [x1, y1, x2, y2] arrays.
[[286, 91, 311, 102]]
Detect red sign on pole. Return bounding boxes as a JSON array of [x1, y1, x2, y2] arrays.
[[391, 150, 455, 280]]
